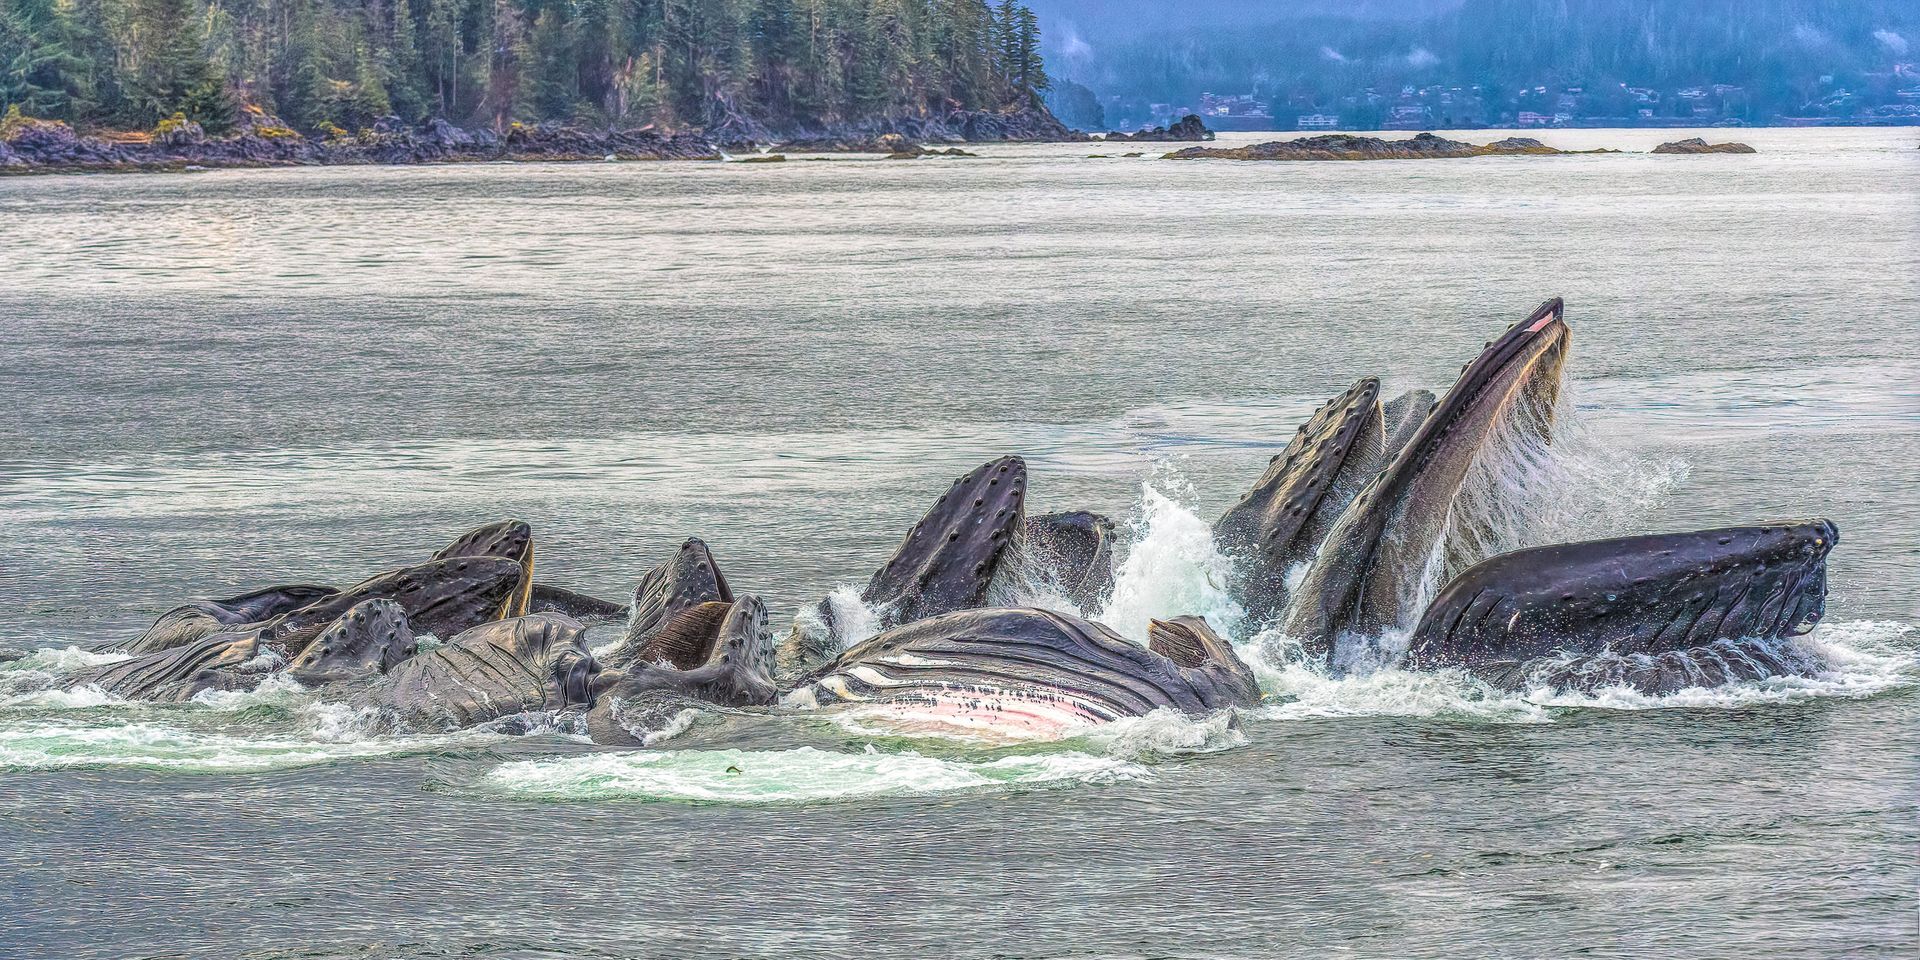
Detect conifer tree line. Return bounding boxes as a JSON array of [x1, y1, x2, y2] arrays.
[[0, 0, 1049, 133]]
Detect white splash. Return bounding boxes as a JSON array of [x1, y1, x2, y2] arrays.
[[1520, 620, 1915, 710], [1096, 468, 1246, 645], [477, 745, 1148, 804], [821, 585, 886, 648], [0, 719, 475, 772], [0, 684, 123, 711], [1246, 620, 1914, 723], [5, 645, 131, 672], [1081, 707, 1249, 760], [1409, 384, 1688, 633], [185, 671, 308, 709]]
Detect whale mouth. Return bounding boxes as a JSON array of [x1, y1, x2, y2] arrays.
[[1397, 297, 1570, 487], [1413, 522, 1843, 679], [1280, 299, 1576, 653]]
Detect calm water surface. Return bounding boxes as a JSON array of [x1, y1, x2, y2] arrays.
[[2, 128, 1917, 959]]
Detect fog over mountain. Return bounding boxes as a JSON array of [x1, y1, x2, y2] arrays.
[[1032, 0, 1920, 130]]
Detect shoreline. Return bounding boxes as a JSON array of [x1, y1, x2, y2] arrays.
[[8, 121, 1903, 178], [0, 107, 1088, 178]]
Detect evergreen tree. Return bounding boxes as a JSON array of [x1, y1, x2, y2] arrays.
[[0, 0, 89, 118], [0, 0, 1060, 133], [422, 0, 461, 116], [1010, 1, 1039, 100], [386, 0, 428, 120], [126, 0, 229, 126], [516, 5, 574, 120]]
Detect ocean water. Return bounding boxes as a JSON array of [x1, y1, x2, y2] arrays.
[[2, 127, 1916, 959]]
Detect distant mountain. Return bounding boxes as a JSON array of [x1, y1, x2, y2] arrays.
[[1033, 0, 1920, 129]]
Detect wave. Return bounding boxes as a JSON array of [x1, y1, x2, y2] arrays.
[[0, 716, 484, 773]]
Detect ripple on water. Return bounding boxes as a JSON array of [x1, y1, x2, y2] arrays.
[[474, 745, 1149, 805]]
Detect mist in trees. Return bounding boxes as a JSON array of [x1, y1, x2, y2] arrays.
[[1034, 0, 1920, 119]]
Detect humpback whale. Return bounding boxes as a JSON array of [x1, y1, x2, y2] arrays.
[[1285, 297, 1570, 666], [70, 629, 279, 702], [1023, 510, 1119, 613], [361, 596, 776, 737], [792, 608, 1259, 737], [1215, 377, 1386, 625], [608, 537, 737, 670], [122, 584, 339, 655], [1407, 521, 1835, 693], [1215, 379, 1443, 628], [781, 456, 1032, 674], [286, 599, 418, 686], [60, 295, 1856, 735], [434, 518, 630, 621]]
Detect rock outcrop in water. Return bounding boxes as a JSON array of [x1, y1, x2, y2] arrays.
[[1103, 114, 1213, 142], [1652, 137, 1758, 154], [1165, 132, 1598, 161], [0, 103, 1071, 175]]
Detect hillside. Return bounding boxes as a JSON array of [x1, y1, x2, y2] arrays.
[[0, 0, 1061, 138], [1034, 0, 1920, 128]]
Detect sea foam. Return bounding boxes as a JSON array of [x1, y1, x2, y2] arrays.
[[476, 744, 1148, 804]]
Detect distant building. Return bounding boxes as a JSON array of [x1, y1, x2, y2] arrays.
[[1518, 111, 1553, 126], [1297, 113, 1339, 129], [1198, 92, 1274, 130]]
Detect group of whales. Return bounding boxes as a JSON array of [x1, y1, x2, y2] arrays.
[[70, 298, 1839, 743]]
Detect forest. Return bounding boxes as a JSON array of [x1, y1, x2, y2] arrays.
[[0, 0, 1051, 134]]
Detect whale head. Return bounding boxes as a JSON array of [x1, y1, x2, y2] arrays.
[[1285, 298, 1571, 662]]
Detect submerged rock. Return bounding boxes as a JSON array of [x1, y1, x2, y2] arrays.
[[1652, 137, 1757, 154]]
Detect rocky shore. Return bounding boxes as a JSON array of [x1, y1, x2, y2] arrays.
[[1164, 132, 1597, 161], [0, 105, 1078, 175], [1652, 137, 1757, 154]]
